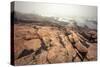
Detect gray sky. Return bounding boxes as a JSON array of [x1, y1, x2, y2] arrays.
[[14, 1, 97, 19]]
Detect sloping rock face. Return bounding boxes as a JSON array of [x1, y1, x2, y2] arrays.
[[14, 24, 97, 65]]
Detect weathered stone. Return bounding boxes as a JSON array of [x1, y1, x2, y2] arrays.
[[24, 39, 41, 51], [86, 43, 97, 61], [47, 46, 69, 63], [35, 50, 48, 64], [14, 24, 97, 65]]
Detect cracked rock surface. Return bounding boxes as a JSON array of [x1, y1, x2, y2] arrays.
[[14, 23, 97, 65]]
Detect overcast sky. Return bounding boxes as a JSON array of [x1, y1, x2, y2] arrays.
[[14, 1, 97, 19]]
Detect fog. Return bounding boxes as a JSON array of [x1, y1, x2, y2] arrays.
[[13, 1, 97, 29], [14, 1, 97, 20]]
